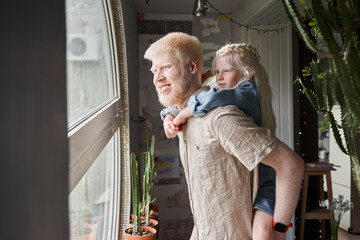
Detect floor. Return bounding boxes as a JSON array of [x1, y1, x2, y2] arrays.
[[338, 228, 360, 240]]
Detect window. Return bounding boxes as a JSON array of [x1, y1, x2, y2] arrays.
[[66, 0, 117, 129], [65, 0, 130, 239], [69, 132, 120, 239]]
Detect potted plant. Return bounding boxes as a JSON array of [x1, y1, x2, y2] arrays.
[[129, 139, 159, 228], [282, 0, 360, 194], [130, 128, 158, 223], [124, 153, 157, 240], [70, 211, 100, 240], [71, 220, 98, 240], [130, 128, 158, 217], [331, 194, 353, 240]]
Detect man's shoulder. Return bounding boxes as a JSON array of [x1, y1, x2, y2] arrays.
[[202, 105, 257, 128], [208, 105, 248, 117]]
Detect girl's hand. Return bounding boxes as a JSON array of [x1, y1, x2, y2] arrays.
[[163, 114, 179, 138], [173, 106, 192, 126]]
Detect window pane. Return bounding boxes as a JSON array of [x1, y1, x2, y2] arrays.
[[69, 131, 120, 240], [66, 0, 116, 128]]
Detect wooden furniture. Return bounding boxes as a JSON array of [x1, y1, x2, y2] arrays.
[[299, 165, 336, 240]]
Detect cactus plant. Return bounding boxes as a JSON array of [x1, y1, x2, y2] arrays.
[[282, 0, 360, 194], [128, 127, 157, 234], [125, 127, 157, 238], [141, 127, 157, 225], [130, 152, 141, 233]]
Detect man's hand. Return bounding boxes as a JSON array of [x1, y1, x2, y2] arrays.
[[163, 114, 179, 138]]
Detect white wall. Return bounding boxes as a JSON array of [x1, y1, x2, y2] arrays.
[[329, 105, 352, 230]]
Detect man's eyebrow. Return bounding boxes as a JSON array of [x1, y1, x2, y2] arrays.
[[150, 63, 172, 72], [150, 65, 157, 72]]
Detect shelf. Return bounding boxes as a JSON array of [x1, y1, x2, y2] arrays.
[[305, 207, 332, 220]]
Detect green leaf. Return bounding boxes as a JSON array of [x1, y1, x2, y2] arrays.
[[308, 21, 317, 27], [320, 117, 329, 130], [281, 0, 323, 54], [299, 0, 306, 7]]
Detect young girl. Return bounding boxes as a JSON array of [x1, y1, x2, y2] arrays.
[[161, 43, 279, 239]]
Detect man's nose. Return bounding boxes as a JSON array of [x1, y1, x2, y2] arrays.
[[153, 71, 164, 84]]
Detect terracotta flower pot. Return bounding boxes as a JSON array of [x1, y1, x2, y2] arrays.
[[72, 228, 96, 240], [128, 219, 159, 230], [149, 203, 159, 213], [148, 211, 158, 221], [71, 218, 99, 240], [124, 226, 157, 240]]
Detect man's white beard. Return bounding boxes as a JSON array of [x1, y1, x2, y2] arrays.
[[158, 75, 191, 107], [158, 91, 177, 107]]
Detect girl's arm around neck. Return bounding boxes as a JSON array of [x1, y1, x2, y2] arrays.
[[173, 106, 192, 126]]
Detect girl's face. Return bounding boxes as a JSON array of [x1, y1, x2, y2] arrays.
[[213, 57, 244, 89]]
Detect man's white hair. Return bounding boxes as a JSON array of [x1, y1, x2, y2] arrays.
[[144, 32, 203, 79]]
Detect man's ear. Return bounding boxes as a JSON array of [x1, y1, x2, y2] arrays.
[[189, 60, 199, 74]]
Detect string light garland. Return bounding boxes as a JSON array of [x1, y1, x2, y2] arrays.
[[194, 0, 291, 33]]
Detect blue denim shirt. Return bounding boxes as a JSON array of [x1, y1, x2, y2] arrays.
[[160, 81, 261, 126]]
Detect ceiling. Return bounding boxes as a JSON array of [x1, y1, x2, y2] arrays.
[[134, 0, 242, 15], [133, 0, 295, 25]]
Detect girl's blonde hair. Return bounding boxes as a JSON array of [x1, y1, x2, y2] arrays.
[[212, 43, 276, 134]]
